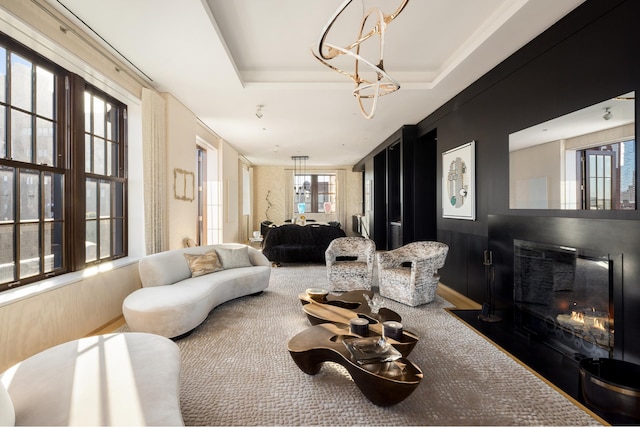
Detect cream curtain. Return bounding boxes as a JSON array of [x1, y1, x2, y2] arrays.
[[285, 169, 294, 221], [335, 169, 347, 229], [142, 88, 168, 254]]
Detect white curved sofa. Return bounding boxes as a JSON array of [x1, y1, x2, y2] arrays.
[[0, 332, 183, 426], [123, 244, 270, 338]]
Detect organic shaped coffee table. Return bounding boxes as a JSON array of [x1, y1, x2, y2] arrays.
[[287, 323, 423, 407], [298, 290, 419, 357], [299, 289, 401, 323]]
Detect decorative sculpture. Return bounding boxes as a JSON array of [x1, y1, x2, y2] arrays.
[[265, 190, 272, 220]]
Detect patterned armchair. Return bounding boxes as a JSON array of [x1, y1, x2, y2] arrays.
[[377, 241, 449, 306], [325, 237, 376, 291]]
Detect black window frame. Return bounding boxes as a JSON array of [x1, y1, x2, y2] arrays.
[[0, 33, 128, 292]]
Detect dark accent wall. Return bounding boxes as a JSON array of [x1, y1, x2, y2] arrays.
[[371, 125, 437, 250], [357, 0, 640, 363]]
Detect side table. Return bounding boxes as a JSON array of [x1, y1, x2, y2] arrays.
[[248, 237, 263, 249]]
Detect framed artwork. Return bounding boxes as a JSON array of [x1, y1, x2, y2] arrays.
[[442, 140, 476, 220], [173, 168, 195, 202]]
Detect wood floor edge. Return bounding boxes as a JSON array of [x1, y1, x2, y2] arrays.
[[87, 315, 126, 337], [437, 283, 482, 310], [444, 308, 610, 426]]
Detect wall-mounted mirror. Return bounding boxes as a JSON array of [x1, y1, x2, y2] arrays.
[[509, 92, 635, 209]]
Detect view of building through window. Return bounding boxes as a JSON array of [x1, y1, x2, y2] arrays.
[[294, 174, 336, 214]]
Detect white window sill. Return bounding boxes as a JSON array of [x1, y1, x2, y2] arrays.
[[0, 257, 140, 308]]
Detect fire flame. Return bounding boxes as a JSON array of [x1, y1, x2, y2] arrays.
[[570, 311, 584, 323], [593, 317, 607, 330], [569, 310, 607, 330]]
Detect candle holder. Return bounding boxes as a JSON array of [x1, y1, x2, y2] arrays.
[[382, 321, 403, 340], [350, 318, 369, 336]]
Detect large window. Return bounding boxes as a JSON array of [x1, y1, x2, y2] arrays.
[[579, 140, 635, 210], [294, 174, 336, 213], [0, 35, 127, 292]]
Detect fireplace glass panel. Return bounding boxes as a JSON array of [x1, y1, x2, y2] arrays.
[[514, 239, 613, 359]]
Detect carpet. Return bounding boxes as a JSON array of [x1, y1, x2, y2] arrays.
[[119, 265, 602, 426]]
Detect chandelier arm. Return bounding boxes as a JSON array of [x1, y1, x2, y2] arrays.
[[313, 0, 409, 118], [355, 8, 386, 80], [315, 0, 353, 60], [327, 43, 401, 91], [316, 0, 408, 60], [311, 49, 359, 82], [388, 0, 410, 21], [356, 80, 381, 119]]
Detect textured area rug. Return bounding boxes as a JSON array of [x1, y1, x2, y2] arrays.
[[120, 265, 601, 426]]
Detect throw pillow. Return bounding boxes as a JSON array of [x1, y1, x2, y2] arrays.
[[183, 250, 222, 277], [0, 382, 15, 426], [215, 246, 253, 269]]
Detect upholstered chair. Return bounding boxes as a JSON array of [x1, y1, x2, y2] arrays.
[[377, 241, 449, 306], [325, 237, 376, 291]]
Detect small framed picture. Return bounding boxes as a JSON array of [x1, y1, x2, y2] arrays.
[[442, 141, 476, 220]]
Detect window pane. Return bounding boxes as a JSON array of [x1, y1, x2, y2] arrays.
[[85, 134, 91, 172], [0, 47, 6, 103], [0, 106, 6, 157], [597, 177, 604, 202], [53, 173, 64, 221], [86, 220, 97, 262], [44, 221, 63, 272], [596, 155, 604, 175], [93, 96, 105, 137], [84, 92, 91, 133], [93, 136, 105, 175], [11, 109, 32, 163], [10, 53, 32, 112], [36, 66, 54, 119], [44, 172, 64, 220], [100, 218, 111, 259], [19, 171, 39, 221], [86, 178, 97, 219], [0, 224, 15, 282], [36, 117, 54, 165], [106, 103, 117, 141], [99, 181, 110, 218], [19, 223, 39, 278], [114, 182, 124, 217], [114, 218, 124, 256], [0, 168, 14, 222], [108, 141, 118, 176]]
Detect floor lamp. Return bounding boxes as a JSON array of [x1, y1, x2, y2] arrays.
[[479, 250, 502, 322]]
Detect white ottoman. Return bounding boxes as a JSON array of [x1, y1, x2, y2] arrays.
[[0, 332, 183, 426]]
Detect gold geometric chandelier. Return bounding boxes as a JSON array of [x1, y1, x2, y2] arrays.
[[312, 0, 409, 119]]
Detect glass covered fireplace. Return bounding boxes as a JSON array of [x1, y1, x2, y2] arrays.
[[513, 239, 614, 359]]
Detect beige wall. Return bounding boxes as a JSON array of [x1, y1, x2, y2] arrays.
[[163, 93, 199, 249], [253, 165, 363, 236], [510, 141, 563, 209], [163, 94, 245, 247], [0, 263, 140, 372], [221, 142, 241, 243]]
